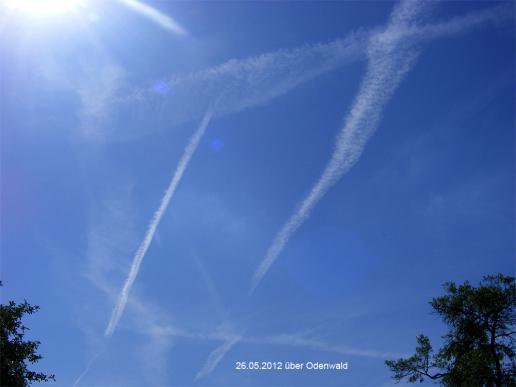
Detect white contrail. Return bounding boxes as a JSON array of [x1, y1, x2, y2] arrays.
[[116, 0, 187, 35], [72, 352, 102, 387], [194, 336, 241, 381], [250, 0, 431, 293], [105, 108, 214, 337]]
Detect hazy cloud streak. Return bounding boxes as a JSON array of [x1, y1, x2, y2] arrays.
[[105, 108, 214, 337], [248, 334, 405, 359]]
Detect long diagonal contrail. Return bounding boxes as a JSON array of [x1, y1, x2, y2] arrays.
[[105, 108, 214, 337], [250, 0, 431, 293]]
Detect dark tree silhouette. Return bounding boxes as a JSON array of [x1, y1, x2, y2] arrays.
[[0, 282, 55, 386], [386, 274, 516, 386]]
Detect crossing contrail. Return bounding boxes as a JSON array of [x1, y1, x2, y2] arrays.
[[195, 336, 241, 381], [105, 108, 214, 337]]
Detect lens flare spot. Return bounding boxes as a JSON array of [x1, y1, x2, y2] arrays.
[[152, 81, 170, 95]]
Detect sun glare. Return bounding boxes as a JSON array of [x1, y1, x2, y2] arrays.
[[7, 0, 83, 17]]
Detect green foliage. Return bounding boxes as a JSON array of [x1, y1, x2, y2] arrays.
[[386, 274, 516, 386], [0, 283, 55, 386]]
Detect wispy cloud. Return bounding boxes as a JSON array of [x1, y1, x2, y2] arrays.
[[105, 108, 214, 337], [77, 63, 124, 141], [250, 0, 432, 292], [116, 0, 187, 35]]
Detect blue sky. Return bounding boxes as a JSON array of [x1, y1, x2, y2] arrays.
[[1, 0, 514, 385]]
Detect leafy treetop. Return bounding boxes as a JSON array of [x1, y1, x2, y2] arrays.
[[0, 282, 55, 386], [386, 274, 515, 386]]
